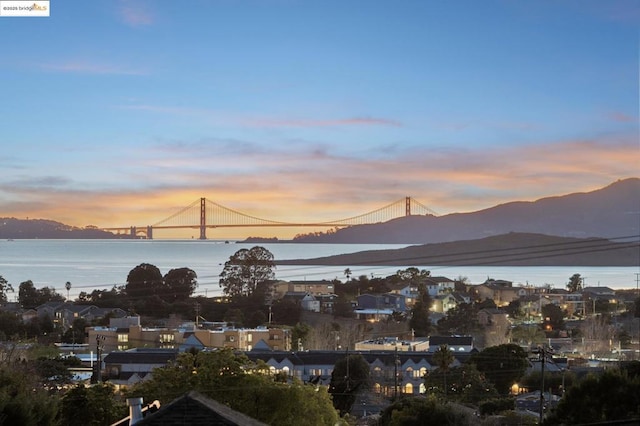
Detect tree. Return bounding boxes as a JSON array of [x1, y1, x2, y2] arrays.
[[125, 263, 163, 302], [0, 363, 60, 425], [18, 280, 42, 308], [270, 298, 301, 325], [436, 303, 478, 334], [0, 275, 13, 302], [425, 363, 499, 404], [328, 353, 371, 416], [432, 344, 454, 396], [566, 273, 583, 293], [393, 267, 430, 283], [471, 344, 528, 395], [128, 348, 340, 425], [0, 311, 24, 340], [343, 268, 352, 281], [162, 267, 197, 302], [543, 370, 640, 425], [59, 383, 126, 426], [541, 303, 565, 331], [378, 395, 471, 426], [65, 281, 72, 300], [511, 324, 547, 347], [17, 280, 64, 308], [409, 286, 430, 337], [292, 322, 312, 351], [219, 246, 275, 300]]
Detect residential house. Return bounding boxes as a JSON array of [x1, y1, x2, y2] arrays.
[[518, 294, 554, 321], [103, 348, 179, 389], [245, 350, 472, 397], [475, 279, 520, 307], [35, 301, 125, 331], [431, 294, 458, 314], [545, 289, 584, 317], [387, 282, 419, 308], [355, 293, 406, 321], [355, 337, 429, 352], [120, 392, 267, 426], [357, 293, 406, 312], [180, 326, 290, 352], [87, 316, 291, 353], [427, 335, 475, 353], [424, 276, 455, 297], [316, 293, 338, 314], [271, 280, 335, 300], [281, 291, 320, 313], [86, 316, 179, 353]]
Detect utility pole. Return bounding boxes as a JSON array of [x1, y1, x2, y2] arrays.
[[93, 335, 105, 384], [532, 345, 549, 424], [394, 345, 399, 400]]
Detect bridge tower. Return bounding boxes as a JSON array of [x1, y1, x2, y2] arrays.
[[199, 197, 207, 240], [130, 226, 136, 238], [146, 226, 153, 240], [405, 197, 411, 216]]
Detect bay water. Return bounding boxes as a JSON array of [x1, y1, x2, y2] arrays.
[[0, 239, 638, 301]]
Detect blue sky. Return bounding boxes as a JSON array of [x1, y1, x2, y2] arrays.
[[1, 0, 638, 238]]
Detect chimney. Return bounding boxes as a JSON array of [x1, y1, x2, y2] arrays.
[[127, 397, 144, 425]]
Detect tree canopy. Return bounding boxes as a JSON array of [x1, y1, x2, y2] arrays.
[[0, 275, 13, 302], [409, 286, 431, 337], [125, 263, 163, 301], [424, 363, 499, 404], [127, 348, 340, 425], [378, 395, 471, 426], [18, 280, 64, 308], [162, 267, 198, 302], [543, 370, 640, 425], [566, 273, 583, 293], [219, 246, 276, 300], [328, 353, 371, 416], [470, 343, 529, 395]]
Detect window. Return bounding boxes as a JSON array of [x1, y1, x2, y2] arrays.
[[117, 334, 128, 343]]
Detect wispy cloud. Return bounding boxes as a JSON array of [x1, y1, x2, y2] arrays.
[[40, 60, 146, 75], [119, 103, 401, 128], [247, 116, 402, 128], [118, 0, 154, 27], [607, 111, 637, 123]]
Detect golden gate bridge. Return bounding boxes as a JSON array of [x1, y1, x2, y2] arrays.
[[101, 196, 437, 239]]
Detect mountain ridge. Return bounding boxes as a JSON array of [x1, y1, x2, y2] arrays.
[[277, 232, 640, 267], [289, 177, 640, 244]]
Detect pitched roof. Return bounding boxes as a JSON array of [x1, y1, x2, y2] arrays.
[[428, 335, 473, 346], [104, 349, 178, 365], [136, 391, 267, 426]]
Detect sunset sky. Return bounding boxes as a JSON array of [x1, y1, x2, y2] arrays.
[[1, 0, 638, 239]]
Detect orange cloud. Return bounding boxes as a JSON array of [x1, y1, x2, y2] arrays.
[[2, 132, 637, 240]]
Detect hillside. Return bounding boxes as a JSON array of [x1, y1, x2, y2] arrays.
[[278, 232, 640, 267], [0, 218, 121, 239], [290, 178, 640, 244]]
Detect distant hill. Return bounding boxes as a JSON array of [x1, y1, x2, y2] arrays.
[[278, 232, 640, 267], [0, 218, 121, 239], [290, 178, 640, 244]]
